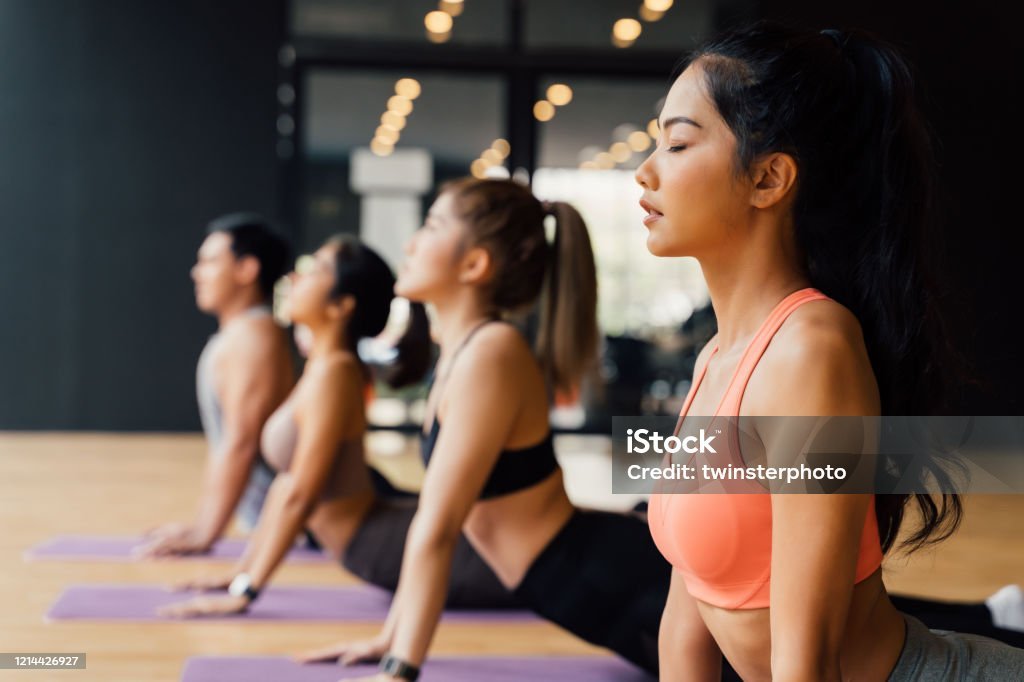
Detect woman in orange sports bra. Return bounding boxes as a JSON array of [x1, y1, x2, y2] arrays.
[[636, 22, 1024, 682], [649, 288, 885, 612]]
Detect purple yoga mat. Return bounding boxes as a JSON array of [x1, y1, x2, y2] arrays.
[[45, 585, 539, 623], [24, 534, 327, 563], [180, 656, 653, 682]]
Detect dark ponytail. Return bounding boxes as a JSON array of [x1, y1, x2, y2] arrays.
[[442, 178, 599, 394], [537, 201, 599, 395], [326, 235, 430, 388], [379, 302, 432, 389], [684, 22, 965, 552]]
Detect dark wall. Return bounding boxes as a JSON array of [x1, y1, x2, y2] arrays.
[[2, 1, 1017, 429], [738, 1, 1024, 414], [0, 0, 285, 430]]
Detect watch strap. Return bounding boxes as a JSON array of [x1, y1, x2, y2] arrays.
[[379, 654, 420, 681], [228, 573, 261, 602]]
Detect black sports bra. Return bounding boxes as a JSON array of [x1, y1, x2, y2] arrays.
[[419, 320, 560, 500]]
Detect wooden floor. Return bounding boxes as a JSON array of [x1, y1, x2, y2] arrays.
[[0, 432, 1021, 681]]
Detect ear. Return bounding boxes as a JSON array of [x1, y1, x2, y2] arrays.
[[749, 152, 798, 210], [327, 294, 356, 322], [457, 246, 493, 286], [234, 255, 261, 287]]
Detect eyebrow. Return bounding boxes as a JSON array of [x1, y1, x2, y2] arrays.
[[659, 115, 703, 132]]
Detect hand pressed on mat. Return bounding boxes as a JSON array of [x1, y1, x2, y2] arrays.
[[157, 594, 250, 618], [294, 635, 390, 666]]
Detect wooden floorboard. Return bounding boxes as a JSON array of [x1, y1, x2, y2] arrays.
[[0, 432, 1020, 680]]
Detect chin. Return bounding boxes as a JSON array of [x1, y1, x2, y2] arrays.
[[394, 279, 423, 302], [645, 233, 674, 258], [285, 299, 311, 326], [647, 229, 695, 258]]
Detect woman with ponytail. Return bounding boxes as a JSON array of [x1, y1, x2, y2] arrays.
[[638, 22, 1024, 680], [300, 179, 674, 678], [160, 235, 516, 617]]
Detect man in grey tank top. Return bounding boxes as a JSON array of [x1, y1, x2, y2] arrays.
[[141, 214, 295, 556]]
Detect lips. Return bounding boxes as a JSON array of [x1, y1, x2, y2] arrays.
[[639, 198, 663, 226]]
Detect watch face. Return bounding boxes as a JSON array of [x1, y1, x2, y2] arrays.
[[380, 656, 417, 680], [228, 574, 250, 597]]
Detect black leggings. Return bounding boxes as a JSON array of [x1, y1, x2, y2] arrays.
[[343, 491, 1021, 676], [368, 467, 417, 499], [512, 510, 669, 675], [507, 509, 1021, 679], [892, 595, 1024, 649], [341, 497, 521, 609]]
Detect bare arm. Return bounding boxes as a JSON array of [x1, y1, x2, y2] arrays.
[[295, 333, 522, 669], [295, 330, 532, 670], [160, 355, 352, 616], [169, 475, 290, 592], [765, 319, 879, 682], [243, 356, 356, 590], [385, 330, 524, 667], [193, 332, 282, 539], [144, 324, 287, 556]]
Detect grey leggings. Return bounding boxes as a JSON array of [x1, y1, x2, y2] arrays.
[[341, 497, 520, 609], [888, 613, 1024, 680]]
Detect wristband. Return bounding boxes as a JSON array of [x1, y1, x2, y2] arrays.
[[379, 653, 420, 681], [227, 573, 260, 602]]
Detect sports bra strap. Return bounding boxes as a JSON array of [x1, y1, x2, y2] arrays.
[[678, 288, 828, 421], [717, 288, 828, 416], [424, 317, 501, 430]]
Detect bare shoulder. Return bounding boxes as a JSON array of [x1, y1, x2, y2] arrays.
[[770, 299, 867, 364], [447, 322, 535, 389], [220, 314, 286, 357], [756, 299, 878, 415], [304, 351, 363, 392], [465, 321, 532, 366], [293, 352, 364, 425]]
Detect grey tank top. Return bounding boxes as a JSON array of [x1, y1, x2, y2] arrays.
[[260, 391, 373, 500], [196, 305, 272, 448]]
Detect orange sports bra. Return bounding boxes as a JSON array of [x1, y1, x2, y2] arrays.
[[647, 287, 883, 609]]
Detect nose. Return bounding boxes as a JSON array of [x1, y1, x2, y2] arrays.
[[190, 264, 199, 282], [635, 150, 657, 190], [403, 232, 418, 256]]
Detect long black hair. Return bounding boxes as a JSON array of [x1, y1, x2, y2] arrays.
[[326, 235, 430, 389], [679, 22, 965, 552]]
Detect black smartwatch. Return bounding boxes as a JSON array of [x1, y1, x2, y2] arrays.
[[227, 573, 260, 603], [379, 653, 420, 681]]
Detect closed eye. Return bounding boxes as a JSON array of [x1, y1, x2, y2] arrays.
[[667, 144, 688, 153]]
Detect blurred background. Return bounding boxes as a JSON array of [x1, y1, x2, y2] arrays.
[[1, 0, 1020, 434]]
